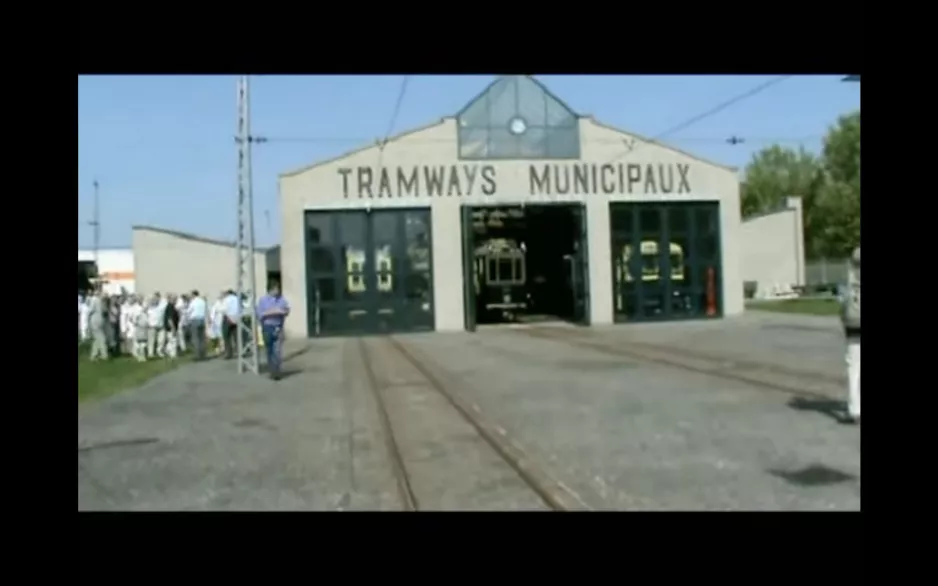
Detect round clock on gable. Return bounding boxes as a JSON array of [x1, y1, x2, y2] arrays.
[[508, 116, 528, 135]]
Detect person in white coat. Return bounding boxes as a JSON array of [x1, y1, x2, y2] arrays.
[[125, 296, 148, 361], [79, 296, 91, 343], [146, 293, 168, 358], [840, 246, 861, 424], [175, 294, 189, 354], [87, 291, 108, 361], [119, 296, 134, 354], [209, 292, 226, 356]]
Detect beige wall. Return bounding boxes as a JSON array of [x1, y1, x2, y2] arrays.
[[279, 117, 742, 338], [740, 196, 806, 298], [133, 227, 269, 300]]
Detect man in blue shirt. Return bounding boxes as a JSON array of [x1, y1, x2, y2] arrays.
[[186, 290, 209, 361], [256, 282, 290, 380]]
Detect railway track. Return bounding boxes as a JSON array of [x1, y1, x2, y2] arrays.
[[605, 337, 845, 385], [514, 326, 844, 401], [354, 336, 589, 511]]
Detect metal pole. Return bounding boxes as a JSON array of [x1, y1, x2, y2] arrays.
[[315, 289, 321, 336], [245, 76, 259, 372], [235, 76, 259, 375], [91, 179, 100, 266]]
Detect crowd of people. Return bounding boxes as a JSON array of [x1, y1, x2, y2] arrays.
[[79, 290, 238, 362], [78, 283, 291, 379]]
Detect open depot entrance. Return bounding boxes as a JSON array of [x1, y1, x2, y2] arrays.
[[461, 202, 589, 330]]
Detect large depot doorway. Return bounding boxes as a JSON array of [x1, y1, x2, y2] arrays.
[[461, 202, 590, 331], [304, 208, 434, 336], [610, 202, 722, 322]]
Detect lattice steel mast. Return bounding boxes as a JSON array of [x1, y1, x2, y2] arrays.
[[90, 179, 100, 267], [235, 76, 259, 375]]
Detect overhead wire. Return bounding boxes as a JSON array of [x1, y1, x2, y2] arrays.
[[382, 75, 411, 147], [258, 134, 819, 146], [256, 76, 805, 157], [602, 74, 795, 165], [653, 76, 794, 144], [376, 75, 411, 174]]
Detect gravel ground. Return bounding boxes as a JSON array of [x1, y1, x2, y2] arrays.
[[359, 337, 547, 510], [396, 322, 861, 511], [79, 315, 861, 511], [586, 312, 847, 379], [78, 340, 400, 511]]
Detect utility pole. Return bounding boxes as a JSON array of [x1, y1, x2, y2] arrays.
[[90, 179, 100, 270], [235, 76, 259, 375]]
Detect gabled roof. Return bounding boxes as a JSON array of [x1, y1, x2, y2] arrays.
[[456, 74, 580, 118], [279, 75, 738, 177], [132, 224, 276, 252]]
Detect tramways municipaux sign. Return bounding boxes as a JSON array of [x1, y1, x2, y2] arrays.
[[337, 162, 693, 199]]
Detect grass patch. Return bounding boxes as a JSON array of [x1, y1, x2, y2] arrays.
[[746, 297, 841, 316], [78, 343, 188, 403]]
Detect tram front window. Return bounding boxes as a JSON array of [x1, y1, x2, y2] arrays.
[[643, 255, 658, 278], [499, 258, 516, 282]]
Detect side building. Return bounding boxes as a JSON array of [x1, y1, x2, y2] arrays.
[[278, 75, 743, 339], [740, 196, 806, 298], [132, 225, 280, 300], [78, 248, 135, 294]]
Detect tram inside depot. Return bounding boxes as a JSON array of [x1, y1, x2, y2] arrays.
[[470, 205, 581, 325]]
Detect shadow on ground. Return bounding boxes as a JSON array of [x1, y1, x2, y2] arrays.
[[242, 343, 313, 378], [787, 397, 846, 423], [768, 464, 856, 487], [258, 363, 305, 379], [268, 368, 302, 380]]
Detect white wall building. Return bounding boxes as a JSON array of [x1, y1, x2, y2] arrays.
[[77, 248, 135, 294], [278, 76, 743, 339], [740, 196, 806, 298], [132, 226, 278, 300]]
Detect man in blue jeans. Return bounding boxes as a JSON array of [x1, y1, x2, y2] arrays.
[[256, 281, 290, 380]]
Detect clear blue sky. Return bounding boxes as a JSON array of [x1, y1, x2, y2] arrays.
[[77, 75, 859, 249]]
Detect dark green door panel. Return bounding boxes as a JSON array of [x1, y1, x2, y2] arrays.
[[461, 206, 477, 332], [570, 204, 590, 325], [304, 208, 434, 337]]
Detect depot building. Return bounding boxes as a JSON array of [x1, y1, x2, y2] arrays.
[[278, 76, 743, 339]]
